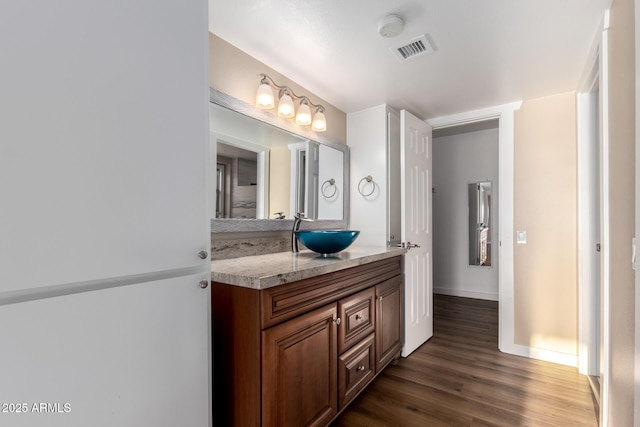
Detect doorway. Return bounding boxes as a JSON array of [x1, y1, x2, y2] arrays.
[[432, 120, 500, 301], [428, 101, 521, 354]]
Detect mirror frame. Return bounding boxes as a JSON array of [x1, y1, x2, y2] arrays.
[[210, 88, 350, 233]]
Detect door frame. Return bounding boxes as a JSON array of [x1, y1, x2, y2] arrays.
[[634, 1, 640, 425], [576, 33, 601, 379], [577, 11, 611, 427], [428, 101, 521, 354]]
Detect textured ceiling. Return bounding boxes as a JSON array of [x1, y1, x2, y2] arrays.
[[209, 0, 610, 119]]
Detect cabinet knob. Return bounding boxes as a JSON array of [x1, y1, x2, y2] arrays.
[[379, 296, 383, 301], [357, 365, 365, 372], [334, 317, 341, 326], [355, 314, 363, 321], [198, 250, 209, 260], [199, 280, 209, 289]]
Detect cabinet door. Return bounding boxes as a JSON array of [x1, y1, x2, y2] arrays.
[[262, 304, 337, 427], [0, 274, 210, 427], [376, 275, 403, 372], [1, 0, 210, 292]]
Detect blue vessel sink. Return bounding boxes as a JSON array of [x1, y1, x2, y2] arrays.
[[295, 230, 360, 255]]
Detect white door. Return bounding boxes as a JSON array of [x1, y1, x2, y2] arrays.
[[0, 274, 210, 427], [400, 110, 433, 357], [1, 0, 210, 292], [0, 0, 210, 425]]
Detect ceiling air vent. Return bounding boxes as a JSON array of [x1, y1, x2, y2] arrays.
[[391, 34, 436, 62]]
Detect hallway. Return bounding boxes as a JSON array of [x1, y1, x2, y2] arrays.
[[333, 294, 597, 426]]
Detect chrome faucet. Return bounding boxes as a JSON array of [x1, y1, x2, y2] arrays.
[[292, 212, 313, 253]]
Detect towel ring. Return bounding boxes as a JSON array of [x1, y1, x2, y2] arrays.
[[358, 175, 375, 197], [321, 179, 337, 198]]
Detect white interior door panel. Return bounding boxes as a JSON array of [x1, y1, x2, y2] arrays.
[[0, 274, 210, 427], [400, 110, 433, 357]]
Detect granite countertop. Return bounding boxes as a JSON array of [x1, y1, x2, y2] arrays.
[[211, 246, 406, 290]]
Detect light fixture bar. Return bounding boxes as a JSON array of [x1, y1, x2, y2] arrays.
[[255, 74, 327, 131]]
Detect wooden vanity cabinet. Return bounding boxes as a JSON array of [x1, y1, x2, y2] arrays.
[[212, 256, 402, 427], [375, 275, 403, 371], [262, 304, 338, 427]]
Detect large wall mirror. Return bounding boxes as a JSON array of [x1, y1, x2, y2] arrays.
[[210, 89, 349, 233], [468, 181, 492, 266]]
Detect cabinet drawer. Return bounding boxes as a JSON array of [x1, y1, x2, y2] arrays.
[[337, 287, 375, 354], [338, 333, 375, 410], [261, 257, 401, 329]]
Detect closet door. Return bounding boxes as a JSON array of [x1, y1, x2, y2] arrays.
[[0, 0, 210, 292]]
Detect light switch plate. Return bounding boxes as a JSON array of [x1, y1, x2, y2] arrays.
[[516, 230, 527, 244]]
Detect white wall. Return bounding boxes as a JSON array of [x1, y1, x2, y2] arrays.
[[318, 144, 344, 220], [433, 126, 499, 300], [348, 105, 390, 246]]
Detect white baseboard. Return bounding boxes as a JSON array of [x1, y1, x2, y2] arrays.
[[500, 342, 577, 367], [433, 287, 498, 301]]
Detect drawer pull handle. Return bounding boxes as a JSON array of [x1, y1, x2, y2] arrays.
[[357, 365, 366, 372], [334, 317, 341, 326], [355, 314, 363, 321]]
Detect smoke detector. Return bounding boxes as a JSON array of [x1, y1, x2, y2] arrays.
[[378, 14, 405, 38]]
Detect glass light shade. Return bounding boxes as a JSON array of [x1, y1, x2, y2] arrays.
[[255, 82, 275, 109], [295, 102, 312, 126], [311, 110, 327, 132], [277, 94, 295, 118]]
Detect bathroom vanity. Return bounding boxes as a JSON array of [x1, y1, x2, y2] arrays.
[[211, 247, 405, 426]]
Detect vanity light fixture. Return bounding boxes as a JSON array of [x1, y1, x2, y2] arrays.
[[311, 109, 327, 132], [295, 100, 312, 125], [278, 91, 295, 118], [255, 73, 327, 132], [255, 76, 275, 109]]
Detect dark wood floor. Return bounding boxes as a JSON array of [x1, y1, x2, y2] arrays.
[[332, 294, 597, 427]]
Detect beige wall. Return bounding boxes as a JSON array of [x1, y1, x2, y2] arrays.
[[209, 33, 347, 144], [514, 92, 578, 356], [269, 146, 291, 216], [607, 0, 636, 423]]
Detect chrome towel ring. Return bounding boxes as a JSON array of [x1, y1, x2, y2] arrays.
[[321, 179, 337, 198], [358, 175, 375, 197]]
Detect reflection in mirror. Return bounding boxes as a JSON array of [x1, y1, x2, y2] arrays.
[[216, 142, 258, 218], [468, 181, 492, 266], [210, 100, 346, 221]]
